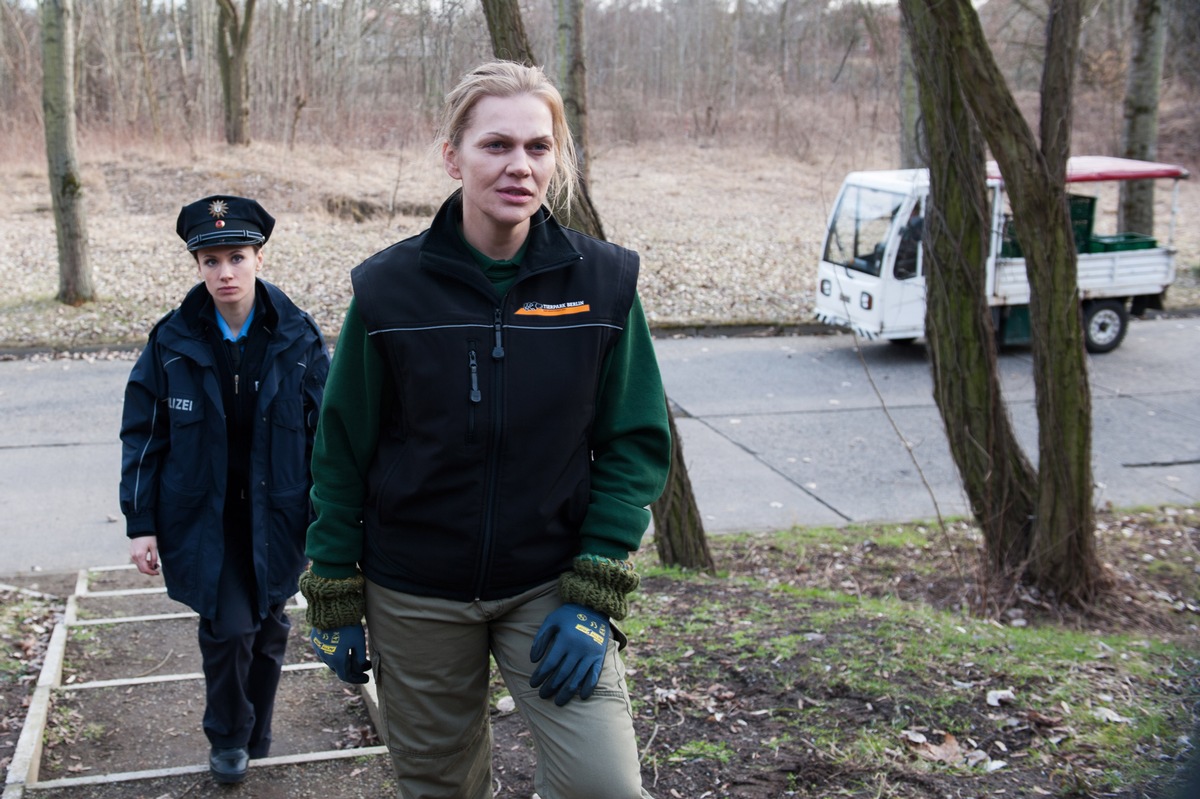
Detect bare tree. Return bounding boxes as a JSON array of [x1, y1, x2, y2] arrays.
[[216, 0, 257, 145], [1119, 0, 1167, 236], [130, 0, 163, 143], [480, 0, 533, 65], [900, 0, 1038, 592], [902, 0, 1103, 604], [554, 0, 605, 239], [4, 0, 1136, 156], [898, 30, 919, 168], [651, 407, 712, 571], [41, 0, 92, 306]]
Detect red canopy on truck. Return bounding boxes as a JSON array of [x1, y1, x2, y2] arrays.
[[986, 155, 1190, 184]]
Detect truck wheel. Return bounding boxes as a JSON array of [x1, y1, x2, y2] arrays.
[[1082, 300, 1128, 353]]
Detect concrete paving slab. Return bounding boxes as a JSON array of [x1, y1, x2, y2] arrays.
[[0, 441, 125, 574], [1004, 395, 1200, 508], [1145, 393, 1200, 427], [1087, 317, 1200, 396], [717, 405, 973, 524], [0, 358, 126, 447], [672, 417, 846, 533]]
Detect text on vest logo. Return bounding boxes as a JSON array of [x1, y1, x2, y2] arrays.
[[515, 300, 591, 317]]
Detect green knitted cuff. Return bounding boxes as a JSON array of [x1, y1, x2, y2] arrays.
[[558, 555, 640, 621], [298, 569, 366, 629]]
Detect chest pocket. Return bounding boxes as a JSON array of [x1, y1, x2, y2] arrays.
[[269, 397, 308, 492], [161, 396, 207, 494], [165, 395, 205, 448]]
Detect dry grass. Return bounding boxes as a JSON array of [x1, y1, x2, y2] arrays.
[[1, 136, 1197, 350]]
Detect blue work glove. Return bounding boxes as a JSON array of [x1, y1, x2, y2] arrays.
[[310, 624, 371, 685], [529, 603, 610, 706]]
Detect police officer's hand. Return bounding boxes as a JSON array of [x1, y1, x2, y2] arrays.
[[529, 603, 609, 706], [310, 624, 371, 684], [129, 536, 160, 576]]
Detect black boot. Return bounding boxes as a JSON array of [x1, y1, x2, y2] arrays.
[[209, 746, 249, 784]]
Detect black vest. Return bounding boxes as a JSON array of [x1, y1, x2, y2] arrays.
[[352, 197, 639, 601]]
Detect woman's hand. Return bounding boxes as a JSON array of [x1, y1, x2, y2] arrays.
[[129, 535, 160, 575]]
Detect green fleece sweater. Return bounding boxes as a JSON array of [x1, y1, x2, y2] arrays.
[[305, 260, 671, 586]]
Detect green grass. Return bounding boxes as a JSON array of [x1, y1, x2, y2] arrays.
[[668, 739, 736, 765], [0, 594, 53, 680], [626, 519, 1200, 792]]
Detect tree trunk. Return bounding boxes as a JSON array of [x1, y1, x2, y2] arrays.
[[216, 0, 256, 146], [652, 402, 714, 572], [900, 0, 1037, 585], [480, 0, 534, 65], [931, 0, 1101, 604], [129, 0, 162, 142], [41, 0, 93, 307], [480, 0, 709, 571], [1031, 0, 1100, 602], [554, 0, 606, 240], [898, 30, 920, 169], [1119, 0, 1167, 236]]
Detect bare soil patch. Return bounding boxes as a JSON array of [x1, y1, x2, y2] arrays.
[[41, 668, 373, 781], [25, 757, 398, 799], [1, 141, 1198, 352]]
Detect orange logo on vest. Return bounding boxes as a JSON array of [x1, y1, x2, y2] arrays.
[[515, 301, 590, 317]]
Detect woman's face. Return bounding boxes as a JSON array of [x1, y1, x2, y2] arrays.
[[196, 245, 261, 313], [443, 93, 555, 245]]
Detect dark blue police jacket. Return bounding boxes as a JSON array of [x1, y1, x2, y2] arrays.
[[119, 279, 329, 619]]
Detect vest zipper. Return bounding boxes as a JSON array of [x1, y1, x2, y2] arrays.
[[491, 308, 505, 358], [467, 345, 481, 443], [475, 306, 506, 600]]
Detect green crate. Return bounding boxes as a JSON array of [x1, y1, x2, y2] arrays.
[[1000, 215, 1022, 258], [1068, 194, 1095, 252], [999, 305, 1031, 346], [1001, 196, 1096, 257], [1087, 233, 1157, 252]]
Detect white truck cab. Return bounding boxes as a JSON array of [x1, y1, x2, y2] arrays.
[[813, 156, 1189, 352]]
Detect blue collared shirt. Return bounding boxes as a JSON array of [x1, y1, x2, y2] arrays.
[[216, 303, 256, 343]]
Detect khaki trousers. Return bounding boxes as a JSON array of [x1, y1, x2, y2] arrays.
[[364, 578, 653, 799]]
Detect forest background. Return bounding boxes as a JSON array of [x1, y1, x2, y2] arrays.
[[2, 0, 1200, 349]]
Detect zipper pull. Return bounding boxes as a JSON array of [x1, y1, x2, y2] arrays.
[[492, 308, 505, 359], [234, 374, 239, 395], [468, 351, 481, 403]]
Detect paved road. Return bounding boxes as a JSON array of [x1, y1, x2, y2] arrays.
[[1, 316, 1198, 578], [656, 317, 1200, 533]]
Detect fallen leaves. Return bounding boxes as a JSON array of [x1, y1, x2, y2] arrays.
[[1092, 707, 1134, 724], [987, 688, 1017, 707], [900, 729, 1006, 772]]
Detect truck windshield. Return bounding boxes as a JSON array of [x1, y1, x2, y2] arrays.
[[823, 185, 907, 276]]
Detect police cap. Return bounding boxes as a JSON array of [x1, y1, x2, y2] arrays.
[[176, 195, 275, 252]]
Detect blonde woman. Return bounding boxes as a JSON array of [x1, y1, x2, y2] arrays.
[[301, 61, 670, 798]]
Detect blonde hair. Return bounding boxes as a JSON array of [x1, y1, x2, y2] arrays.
[[436, 60, 579, 215]]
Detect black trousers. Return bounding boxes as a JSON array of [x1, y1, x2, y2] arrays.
[[198, 540, 290, 757]]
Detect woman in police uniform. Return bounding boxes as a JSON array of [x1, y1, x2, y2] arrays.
[[119, 196, 329, 784]]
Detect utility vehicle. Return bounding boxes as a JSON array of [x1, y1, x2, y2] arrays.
[[813, 156, 1189, 352]]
